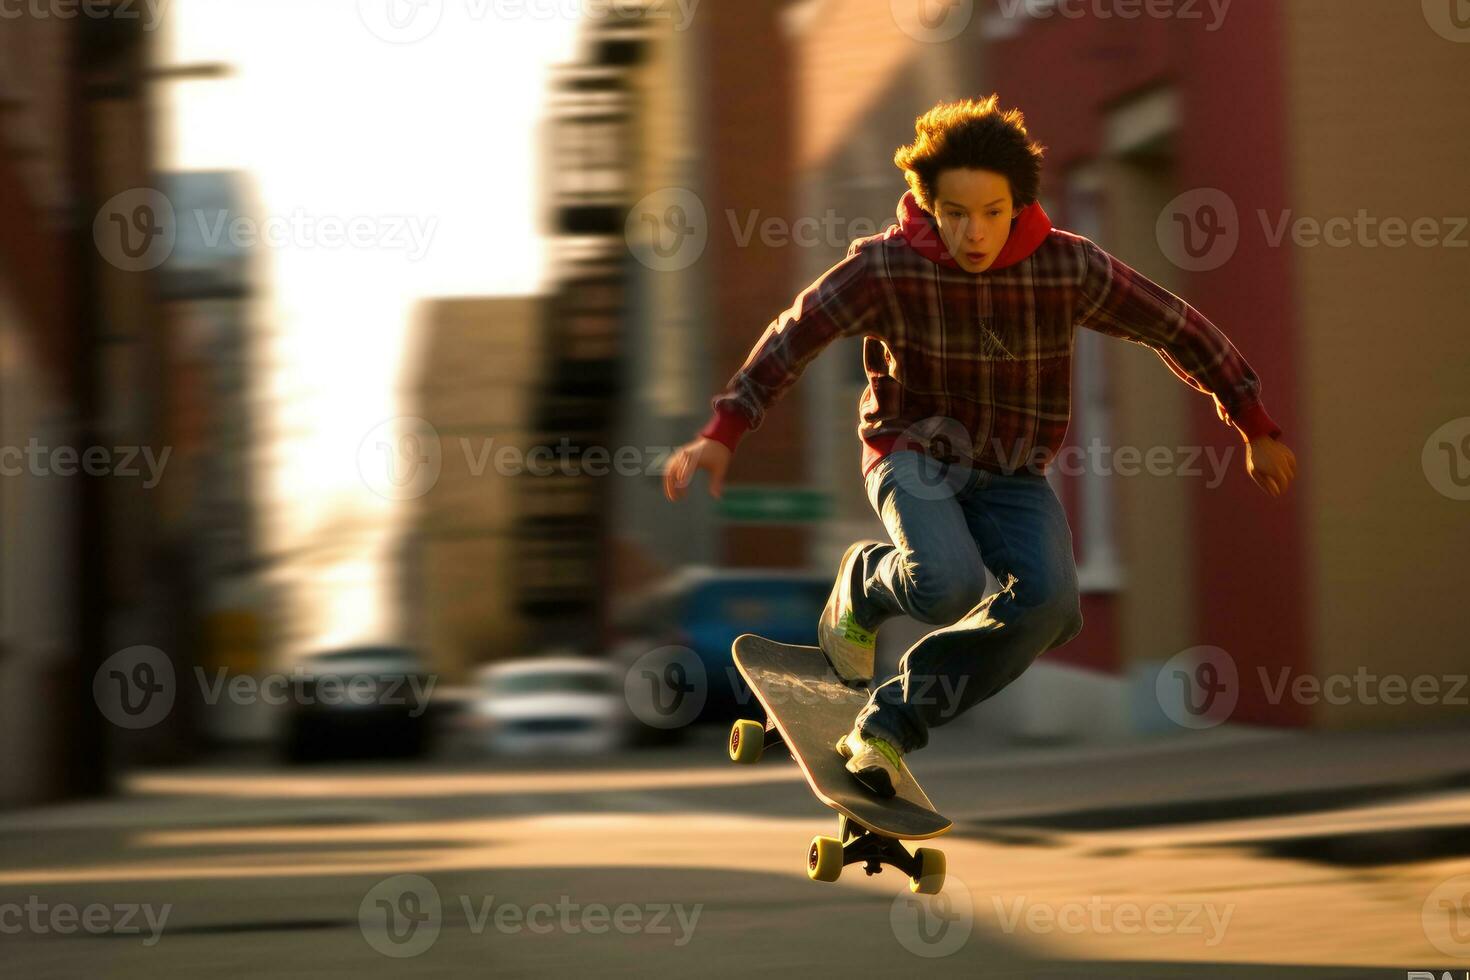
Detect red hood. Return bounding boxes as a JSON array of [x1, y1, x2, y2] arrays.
[[896, 190, 1052, 272]]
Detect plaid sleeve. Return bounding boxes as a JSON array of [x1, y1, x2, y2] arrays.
[[701, 241, 882, 451], [1075, 237, 1282, 441]]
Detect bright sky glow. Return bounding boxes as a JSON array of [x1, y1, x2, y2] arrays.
[[161, 0, 580, 651]]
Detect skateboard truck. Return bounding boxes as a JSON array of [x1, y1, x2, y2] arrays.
[[728, 718, 945, 894], [806, 812, 944, 893]]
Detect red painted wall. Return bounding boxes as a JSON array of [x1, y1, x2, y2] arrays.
[[987, 2, 1308, 724]]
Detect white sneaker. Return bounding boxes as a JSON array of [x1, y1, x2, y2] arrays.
[[818, 541, 881, 685], [836, 729, 902, 798]]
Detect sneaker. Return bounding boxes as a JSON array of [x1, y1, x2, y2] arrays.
[[836, 729, 902, 798], [818, 540, 881, 685]]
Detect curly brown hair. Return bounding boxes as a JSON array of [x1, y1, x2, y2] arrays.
[[893, 95, 1047, 212]]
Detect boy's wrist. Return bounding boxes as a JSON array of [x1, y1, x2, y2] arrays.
[[1232, 402, 1282, 443], [699, 405, 750, 453]]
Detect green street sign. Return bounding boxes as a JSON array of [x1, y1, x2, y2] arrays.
[[718, 486, 832, 524]]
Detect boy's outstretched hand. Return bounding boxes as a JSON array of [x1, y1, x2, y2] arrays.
[[663, 436, 732, 502], [1246, 435, 1297, 497]]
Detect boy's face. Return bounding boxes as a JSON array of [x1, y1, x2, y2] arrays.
[[932, 168, 1018, 274]]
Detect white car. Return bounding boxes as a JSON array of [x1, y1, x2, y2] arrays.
[[469, 656, 627, 755]]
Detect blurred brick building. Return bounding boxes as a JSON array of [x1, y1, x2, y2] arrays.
[[408, 296, 542, 677], [0, 8, 173, 804]]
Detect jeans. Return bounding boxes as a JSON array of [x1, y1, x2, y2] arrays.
[[850, 450, 1085, 753]]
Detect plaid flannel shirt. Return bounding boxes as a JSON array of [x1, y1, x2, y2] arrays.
[[701, 192, 1281, 476]]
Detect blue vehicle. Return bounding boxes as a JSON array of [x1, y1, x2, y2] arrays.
[[616, 567, 830, 723]]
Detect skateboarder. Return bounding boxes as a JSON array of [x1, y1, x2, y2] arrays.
[[663, 95, 1298, 797]]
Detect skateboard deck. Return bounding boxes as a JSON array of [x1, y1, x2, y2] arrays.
[[731, 633, 951, 840]]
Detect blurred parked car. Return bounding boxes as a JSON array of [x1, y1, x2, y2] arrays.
[[466, 655, 627, 755], [282, 645, 434, 763]]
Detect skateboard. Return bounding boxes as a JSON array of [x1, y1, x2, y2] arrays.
[[726, 633, 952, 894]]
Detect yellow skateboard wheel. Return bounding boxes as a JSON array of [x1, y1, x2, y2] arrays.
[[728, 719, 764, 764], [909, 847, 945, 894], [808, 835, 843, 882]]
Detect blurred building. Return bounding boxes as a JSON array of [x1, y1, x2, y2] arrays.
[[787, 0, 1470, 734], [408, 296, 542, 678], [0, 8, 173, 804], [155, 170, 268, 741]]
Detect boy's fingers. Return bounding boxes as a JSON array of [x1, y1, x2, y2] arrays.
[[664, 452, 685, 500]]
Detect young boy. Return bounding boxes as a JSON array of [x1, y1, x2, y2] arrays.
[[663, 96, 1297, 797]]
